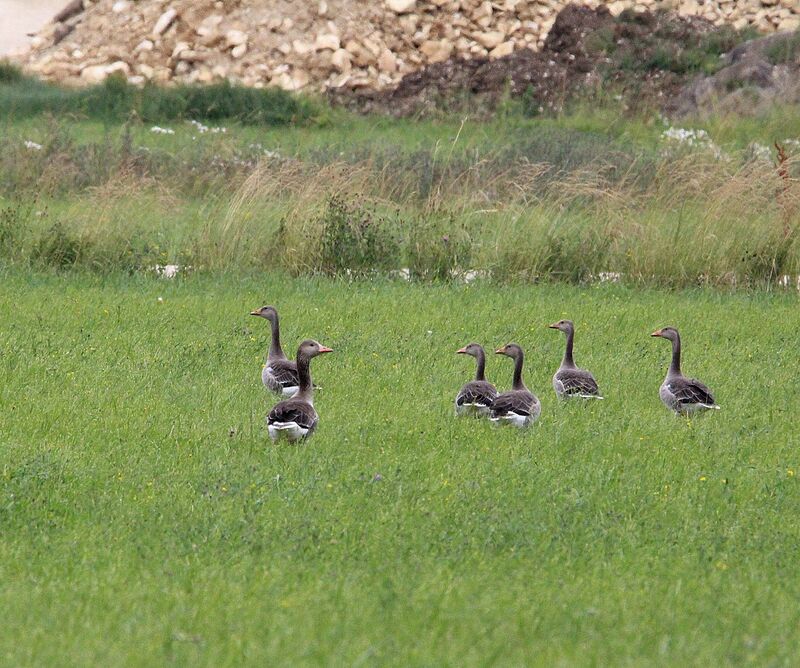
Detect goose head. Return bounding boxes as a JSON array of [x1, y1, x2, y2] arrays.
[[298, 339, 334, 359], [651, 326, 679, 342], [250, 305, 278, 322], [456, 343, 484, 358], [495, 343, 523, 360], [548, 319, 574, 335]]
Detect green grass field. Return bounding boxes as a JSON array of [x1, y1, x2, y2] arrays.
[[2, 271, 798, 665]]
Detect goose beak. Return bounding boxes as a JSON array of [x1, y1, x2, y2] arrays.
[[249, 310, 261, 316], [548, 322, 559, 329], [495, 346, 506, 355], [651, 329, 662, 337], [456, 347, 468, 354], [318, 346, 334, 354]]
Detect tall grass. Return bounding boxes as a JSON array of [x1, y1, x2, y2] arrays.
[[1, 115, 798, 287]]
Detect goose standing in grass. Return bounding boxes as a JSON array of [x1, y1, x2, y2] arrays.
[[455, 343, 498, 417], [267, 340, 333, 442], [548, 319, 603, 400], [490, 343, 541, 428], [651, 327, 719, 415], [250, 305, 300, 396]]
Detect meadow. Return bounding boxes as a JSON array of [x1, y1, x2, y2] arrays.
[[1, 271, 799, 665]]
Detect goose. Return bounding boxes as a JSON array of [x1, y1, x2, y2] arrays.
[[455, 343, 498, 417], [250, 305, 300, 397], [651, 327, 719, 415], [267, 339, 333, 442], [548, 320, 602, 399], [490, 343, 541, 428]]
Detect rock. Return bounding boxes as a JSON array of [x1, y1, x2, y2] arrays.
[[152, 8, 177, 37], [171, 41, 190, 59], [80, 64, 108, 83], [473, 31, 506, 49], [319, 1, 328, 17], [226, 30, 248, 47], [378, 48, 398, 72], [386, 0, 416, 13], [273, 68, 310, 91], [106, 61, 131, 76], [137, 63, 154, 79], [231, 43, 248, 58], [134, 39, 154, 53], [777, 17, 800, 31], [111, 1, 130, 13], [292, 39, 314, 55], [331, 48, 352, 72], [489, 40, 514, 58], [315, 33, 340, 51], [420, 39, 453, 63]]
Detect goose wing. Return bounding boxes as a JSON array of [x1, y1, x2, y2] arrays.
[[667, 376, 716, 407], [491, 390, 534, 417], [266, 359, 300, 388], [268, 398, 318, 430], [556, 368, 600, 396], [456, 380, 497, 407]]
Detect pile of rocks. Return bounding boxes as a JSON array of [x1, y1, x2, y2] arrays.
[[17, 0, 800, 93]]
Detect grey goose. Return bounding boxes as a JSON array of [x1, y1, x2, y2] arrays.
[[548, 319, 602, 400], [250, 305, 301, 397], [489, 343, 541, 428], [651, 327, 719, 415], [267, 339, 333, 442], [455, 343, 498, 417]]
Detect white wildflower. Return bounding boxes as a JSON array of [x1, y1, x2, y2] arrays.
[[150, 126, 175, 135], [24, 140, 43, 150]]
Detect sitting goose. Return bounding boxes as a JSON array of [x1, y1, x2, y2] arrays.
[[455, 343, 498, 417], [490, 343, 541, 428], [250, 305, 300, 397], [548, 319, 602, 399], [267, 339, 333, 442], [651, 327, 719, 415]]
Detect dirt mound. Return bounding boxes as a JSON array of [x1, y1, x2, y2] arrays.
[[16, 0, 800, 95], [330, 3, 761, 116]]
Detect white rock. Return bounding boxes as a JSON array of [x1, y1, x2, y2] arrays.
[[386, 0, 416, 13], [231, 43, 248, 58], [292, 39, 314, 55], [315, 33, 340, 51], [134, 39, 154, 53], [473, 30, 505, 49], [226, 29, 248, 47], [81, 64, 108, 83], [106, 61, 130, 76], [489, 41, 514, 58], [152, 8, 177, 37], [420, 39, 453, 63], [331, 48, 352, 72], [378, 48, 397, 72], [171, 41, 190, 58], [112, 1, 130, 12]]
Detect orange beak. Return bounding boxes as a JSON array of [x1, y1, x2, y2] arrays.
[[318, 346, 334, 354], [456, 347, 468, 354], [651, 329, 663, 337]]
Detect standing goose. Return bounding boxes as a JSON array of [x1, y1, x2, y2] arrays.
[[651, 327, 719, 414], [490, 343, 541, 428], [250, 305, 300, 397], [455, 343, 498, 417], [267, 339, 333, 442], [548, 319, 602, 399]]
